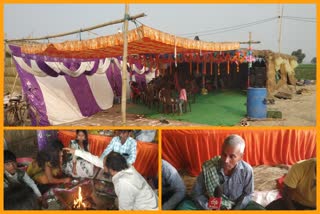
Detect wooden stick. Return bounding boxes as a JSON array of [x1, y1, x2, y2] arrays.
[[5, 13, 146, 42], [278, 5, 284, 53], [10, 73, 19, 99], [121, 4, 129, 125]]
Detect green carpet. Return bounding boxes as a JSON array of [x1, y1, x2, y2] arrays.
[[127, 90, 247, 126]]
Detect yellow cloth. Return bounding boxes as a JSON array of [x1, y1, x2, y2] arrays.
[[284, 158, 316, 208], [26, 161, 61, 184]]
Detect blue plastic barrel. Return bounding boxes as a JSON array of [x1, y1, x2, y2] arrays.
[[247, 87, 267, 119]]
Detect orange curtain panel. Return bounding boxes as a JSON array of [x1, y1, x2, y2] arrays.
[[162, 129, 316, 176], [58, 131, 158, 177]]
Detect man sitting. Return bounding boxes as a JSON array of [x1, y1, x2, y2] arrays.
[[191, 134, 264, 210], [266, 158, 316, 210], [162, 159, 186, 210], [100, 130, 137, 165]]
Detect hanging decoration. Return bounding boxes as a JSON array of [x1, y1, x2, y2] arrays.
[[227, 61, 230, 74]]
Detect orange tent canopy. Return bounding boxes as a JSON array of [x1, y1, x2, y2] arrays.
[[20, 25, 240, 59]]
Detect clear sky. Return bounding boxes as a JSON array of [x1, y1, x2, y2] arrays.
[[4, 4, 316, 62]]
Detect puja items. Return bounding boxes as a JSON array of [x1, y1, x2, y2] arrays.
[[93, 180, 116, 198]]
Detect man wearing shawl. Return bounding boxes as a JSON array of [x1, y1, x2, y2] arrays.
[[191, 134, 264, 210]]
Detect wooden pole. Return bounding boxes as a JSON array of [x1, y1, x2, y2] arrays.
[[121, 4, 129, 125], [278, 5, 284, 53], [247, 32, 252, 88], [239, 35, 260, 89], [10, 74, 19, 99], [5, 12, 146, 42]]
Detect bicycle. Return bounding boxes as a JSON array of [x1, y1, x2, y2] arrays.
[[4, 88, 40, 126], [4, 95, 26, 126]]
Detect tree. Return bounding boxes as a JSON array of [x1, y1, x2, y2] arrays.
[[291, 49, 306, 64], [311, 57, 316, 64]]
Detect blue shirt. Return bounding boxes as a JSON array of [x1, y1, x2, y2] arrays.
[[192, 159, 253, 210], [162, 160, 186, 210], [100, 136, 137, 165]]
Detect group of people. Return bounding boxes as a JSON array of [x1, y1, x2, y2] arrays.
[[5, 131, 316, 210], [129, 73, 190, 115], [162, 134, 316, 210], [4, 130, 158, 210]]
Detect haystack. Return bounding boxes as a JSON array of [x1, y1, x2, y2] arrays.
[[252, 50, 298, 97]]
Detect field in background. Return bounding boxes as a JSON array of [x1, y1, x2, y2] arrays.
[[295, 64, 316, 80]]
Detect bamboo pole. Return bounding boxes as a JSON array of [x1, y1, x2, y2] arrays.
[[247, 32, 252, 88], [5, 12, 146, 42], [10, 73, 19, 99], [121, 4, 129, 125], [278, 5, 284, 53]]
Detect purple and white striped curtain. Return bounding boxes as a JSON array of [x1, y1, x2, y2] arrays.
[[9, 45, 158, 126]]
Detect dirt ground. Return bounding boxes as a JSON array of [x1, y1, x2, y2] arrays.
[[61, 85, 316, 127], [248, 84, 316, 127], [62, 104, 206, 127]]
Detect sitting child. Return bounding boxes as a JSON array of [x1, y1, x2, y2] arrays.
[[4, 150, 42, 199], [178, 84, 187, 115], [27, 141, 71, 193]]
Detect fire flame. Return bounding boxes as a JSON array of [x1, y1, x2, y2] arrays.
[[73, 187, 86, 209]]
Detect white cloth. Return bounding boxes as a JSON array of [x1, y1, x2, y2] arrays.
[[136, 130, 156, 143], [252, 190, 279, 207], [35, 75, 85, 125], [45, 61, 94, 77], [96, 58, 111, 74], [145, 71, 156, 83], [63, 141, 94, 178], [13, 56, 47, 77], [112, 166, 158, 210], [86, 73, 114, 110], [74, 150, 104, 168], [132, 64, 147, 74], [35, 73, 114, 125]]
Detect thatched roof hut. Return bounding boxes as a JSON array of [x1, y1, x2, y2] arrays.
[[250, 49, 298, 97]]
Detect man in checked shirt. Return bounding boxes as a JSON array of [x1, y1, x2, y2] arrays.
[[191, 134, 265, 210], [100, 130, 137, 165]]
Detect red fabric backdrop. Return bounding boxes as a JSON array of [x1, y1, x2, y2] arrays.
[[58, 131, 158, 177], [162, 129, 316, 176]]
